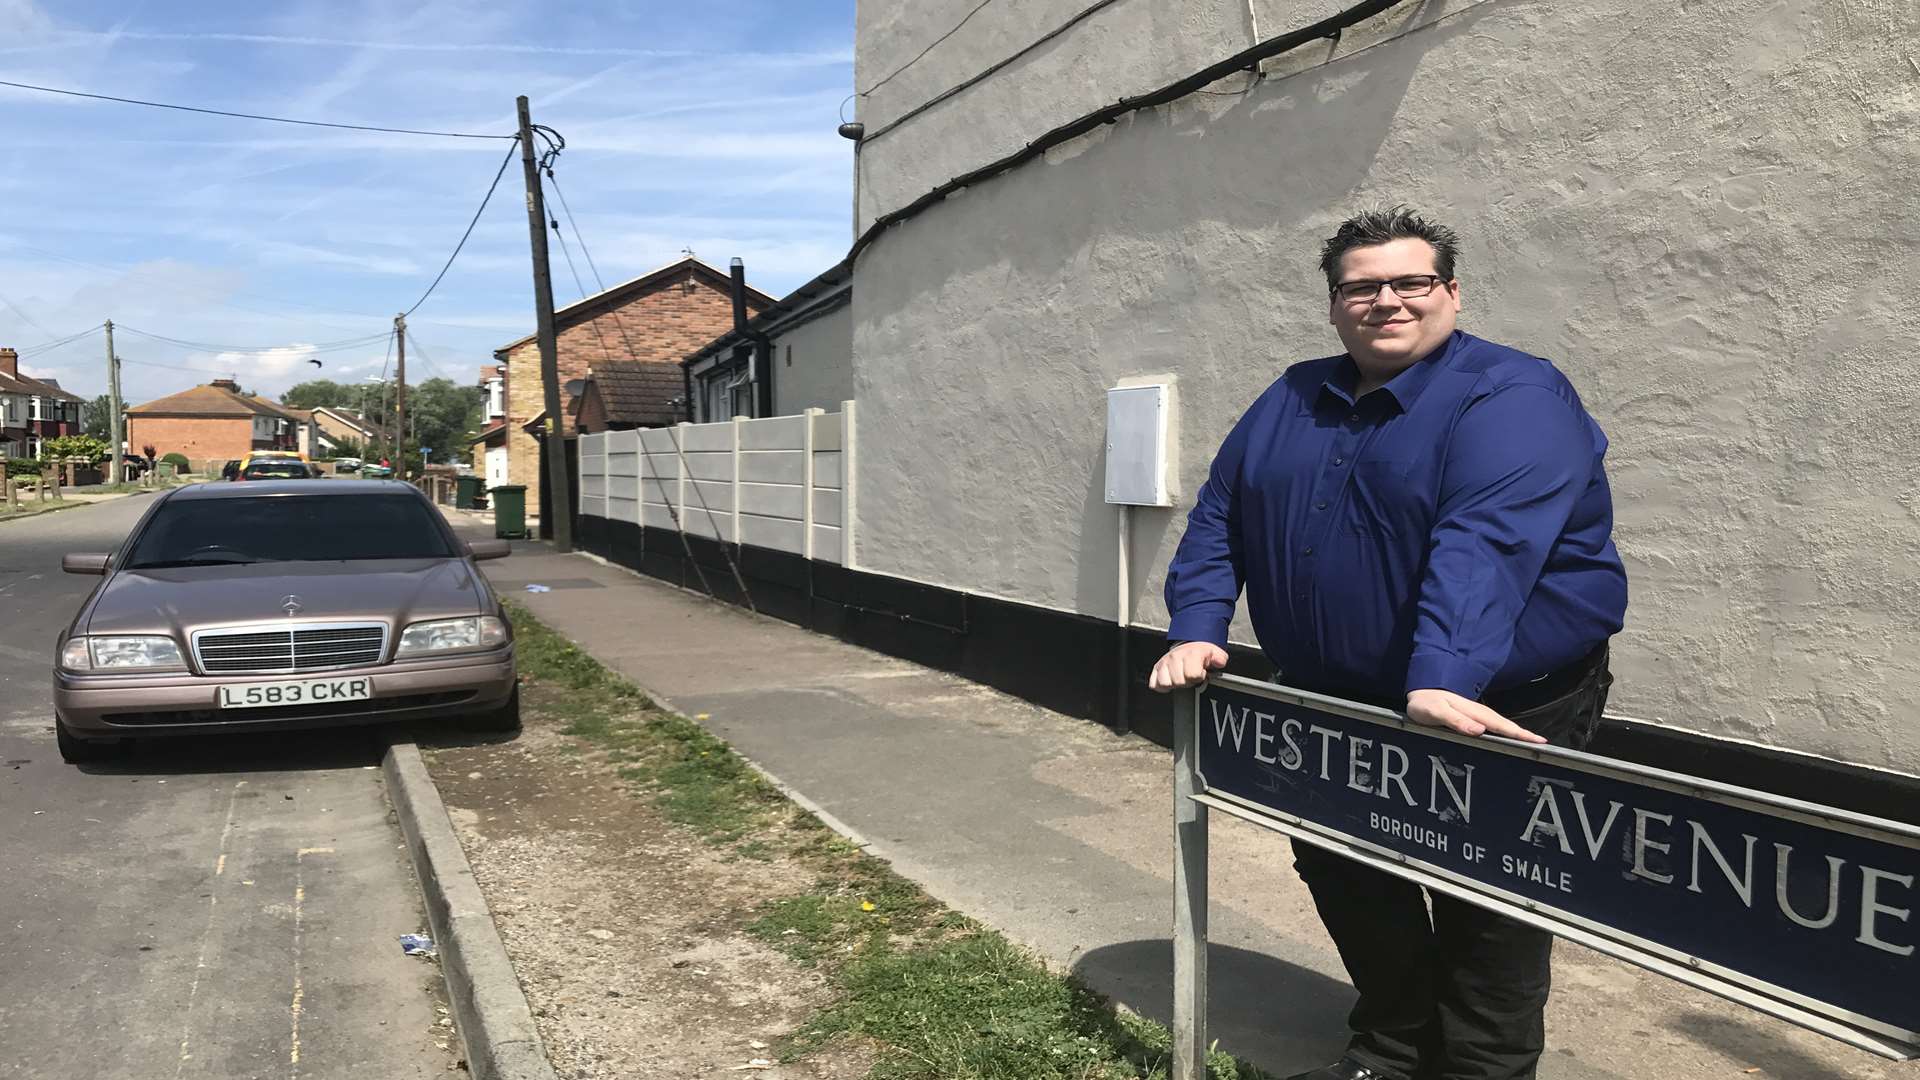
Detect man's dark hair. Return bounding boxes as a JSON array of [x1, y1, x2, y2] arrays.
[[1318, 206, 1461, 290]]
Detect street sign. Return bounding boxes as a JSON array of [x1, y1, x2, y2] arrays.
[[1169, 675, 1920, 1077]]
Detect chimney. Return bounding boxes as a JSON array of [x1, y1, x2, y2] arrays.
[[210, 378, 240, 392], [0, 347, 16, 379]]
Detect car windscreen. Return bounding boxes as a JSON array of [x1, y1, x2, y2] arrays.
[[244, 461, 309, 478], [124, 493, 457, 567]]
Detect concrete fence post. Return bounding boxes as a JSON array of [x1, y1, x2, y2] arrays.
[[840, 400, 857, 569], [802, 407, 822, 560], [731, 415, 744, 546], [674, 422, 691, 537]]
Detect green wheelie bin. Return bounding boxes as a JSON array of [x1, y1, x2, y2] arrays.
[[455, 474, 483, 509], [490, 484, 529, 540]]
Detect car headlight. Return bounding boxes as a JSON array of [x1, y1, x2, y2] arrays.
[[394, 616, 509, 658], [62, 636, 187, 671]]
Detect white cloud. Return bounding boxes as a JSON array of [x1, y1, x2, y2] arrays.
[[212, 344, 323, 382]]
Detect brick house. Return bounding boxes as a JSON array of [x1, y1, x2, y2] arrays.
[[125, 379, 312, 472], [0, 346, 85, 459], [487, 256, 771, 509], [311, 406, 378, 455]]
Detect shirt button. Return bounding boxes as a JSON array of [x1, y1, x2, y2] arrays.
[[1302, 546, 1314, 556], [1314, 501, 1327, 510], [1347, 413, 1360, 423], [1332, 457, 1344, 466]]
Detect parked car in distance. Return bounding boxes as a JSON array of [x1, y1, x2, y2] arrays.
[[240, 458, 318, 480], [334, 457, 363, 473], [361, 463, 394, 479], [53, 479, 518, 763], [221, 459, 242, 482]]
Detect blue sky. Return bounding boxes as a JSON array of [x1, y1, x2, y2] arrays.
[[0, 0, 855, 403]]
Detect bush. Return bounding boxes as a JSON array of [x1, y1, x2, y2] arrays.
[[4, 458, 41, 479], [43, 434, 110, 464], [160, 452, 190, 471]]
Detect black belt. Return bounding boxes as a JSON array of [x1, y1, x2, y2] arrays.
[[1484, 642, 1610, 717], [1281, 642, 1611, 715]]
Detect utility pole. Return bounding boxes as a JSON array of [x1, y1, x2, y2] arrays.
[[393, 313, 407, 472], [516, 94, 572, 552], [104, 320, 123, 484]]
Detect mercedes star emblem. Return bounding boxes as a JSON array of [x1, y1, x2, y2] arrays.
[[282, 595, 303, 616]]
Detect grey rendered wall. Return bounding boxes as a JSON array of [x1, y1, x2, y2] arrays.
[[772, 303, 855, 416], [848, 0, 1920, 770]]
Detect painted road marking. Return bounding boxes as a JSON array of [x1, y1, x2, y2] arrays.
[[290, 846, 335, 1077], [175, 780, 247, 1074]]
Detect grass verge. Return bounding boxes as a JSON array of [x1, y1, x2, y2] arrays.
[[506, 600, 1271, 1080]]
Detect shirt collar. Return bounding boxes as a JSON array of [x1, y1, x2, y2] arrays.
[[1320, 330, 1464, 413]]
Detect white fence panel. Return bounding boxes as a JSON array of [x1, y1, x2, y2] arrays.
[[740, 513, 805, 554], [682, 421, 733, 453], [740, 415, 806, 451], [811, 412, 843, 453], [740, 450, 803, 485], [811, 524, 843, 565], [686, 479, 734, 512], [811, 488, 842, 528], [578, 432, 608, 517], [812, 451, 842, 489], [564, 404, 851, 562], [739, 481, 804, 520], [684, 453, 733, 482]]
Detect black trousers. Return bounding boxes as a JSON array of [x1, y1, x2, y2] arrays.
[[1291, 646, 1613, 1080]]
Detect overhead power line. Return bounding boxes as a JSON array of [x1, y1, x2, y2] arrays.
[[0, 78, 516, 140], [402, 137, 521, 317], [115, 325, 390, 355], [16, 324, 104, 358], [119, 355, 239, 376]]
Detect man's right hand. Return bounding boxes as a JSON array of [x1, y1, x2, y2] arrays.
[[1148, 641, 1229, 693]]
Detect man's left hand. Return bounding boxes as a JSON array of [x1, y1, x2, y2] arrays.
[[1405, 688, 1545, 743]]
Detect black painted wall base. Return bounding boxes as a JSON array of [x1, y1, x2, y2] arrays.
[[565, 511, 1920, 827]]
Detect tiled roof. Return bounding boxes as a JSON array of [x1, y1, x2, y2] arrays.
[[586, 361, 684, 427], [127, 383, 280, 417], [0, 369, 84, 402], [494, 256, 774, 356]]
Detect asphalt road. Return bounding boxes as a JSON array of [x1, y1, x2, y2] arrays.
[[0, 495, 455, 1079]]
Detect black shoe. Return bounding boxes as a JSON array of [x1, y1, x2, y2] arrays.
[[1285, 1059, 1402, 1080]]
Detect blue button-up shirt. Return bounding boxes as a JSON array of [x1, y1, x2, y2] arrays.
[[1165, 330, 1627, 700]]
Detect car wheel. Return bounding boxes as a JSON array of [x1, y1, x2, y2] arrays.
[[463, 686, 521, 734], [56, 720, 118, 764]]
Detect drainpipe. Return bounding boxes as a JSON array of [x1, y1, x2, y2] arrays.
[[729, 257, 774, 418], [681, 359, 696, 423]]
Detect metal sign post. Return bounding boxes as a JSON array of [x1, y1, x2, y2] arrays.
[[1170, 674, 1920, 1079], [1172, 689, 1207, 1078]]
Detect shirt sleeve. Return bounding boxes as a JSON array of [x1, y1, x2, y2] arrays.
[[1164, 411, 1251, 648], [1404, 384, 1596, 699]]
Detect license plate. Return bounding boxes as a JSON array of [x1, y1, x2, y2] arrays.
[[218, 676, 373, 709]]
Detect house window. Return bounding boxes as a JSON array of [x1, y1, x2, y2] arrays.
[[28, 397, 41, 422], [730, 377, 752, 420]]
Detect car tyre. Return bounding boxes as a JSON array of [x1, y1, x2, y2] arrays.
[[56, 720, 118, 764], [464, 686, 521, 734]]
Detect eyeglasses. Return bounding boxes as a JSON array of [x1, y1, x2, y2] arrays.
[[1331, 274, 1447, 303]]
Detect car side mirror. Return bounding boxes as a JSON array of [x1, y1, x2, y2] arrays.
[[466, 540, 511, 561], [62, 553, 111, 575]]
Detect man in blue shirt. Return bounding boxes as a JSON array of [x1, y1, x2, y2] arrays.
[[1152, 207, 1627, 1080]]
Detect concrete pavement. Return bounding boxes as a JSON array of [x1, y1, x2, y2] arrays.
[[458, 523, 1916, 1080], [0, 495, 456, 1079]]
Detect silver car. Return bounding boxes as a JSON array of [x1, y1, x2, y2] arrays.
[[53, 480, 518, 763]]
